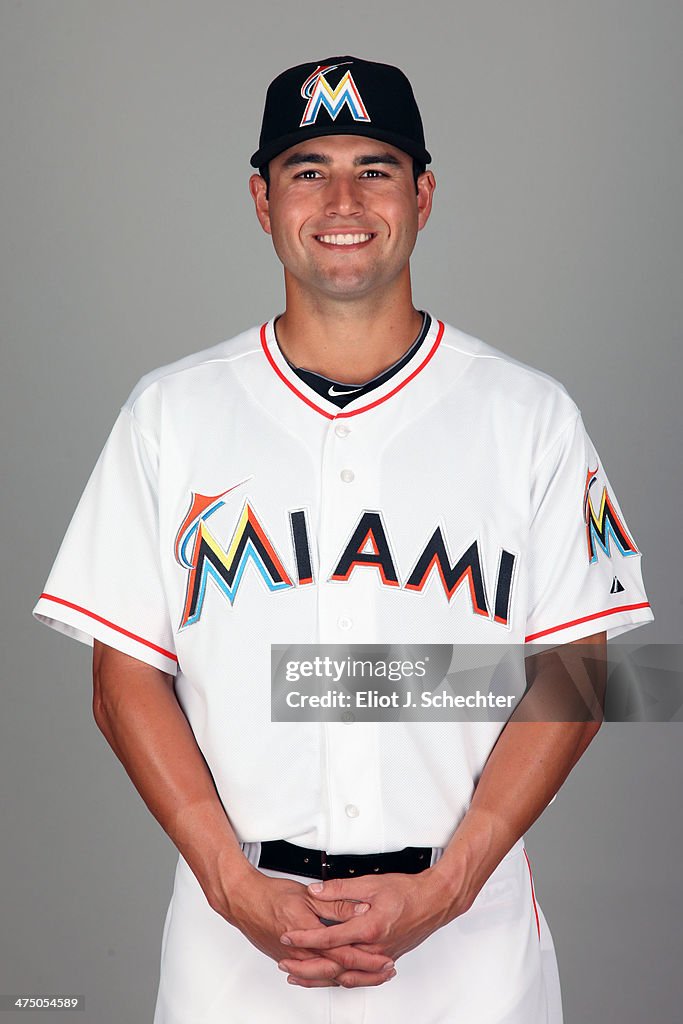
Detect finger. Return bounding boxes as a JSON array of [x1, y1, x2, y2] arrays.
[[314, 946, 394, 973], [314, 899, 370, 924], [282, 948, 333, 962], [279, 957, 341, 982], [353, 942, 388, 956], [308, 879, 374, 902], [286, 977, 340, 988], [281, 917, 373, 950], [309, 968, 397, 989], [281, 949, 393, 978]]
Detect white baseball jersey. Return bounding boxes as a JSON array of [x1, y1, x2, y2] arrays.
[[33, 315, 652, 1023]]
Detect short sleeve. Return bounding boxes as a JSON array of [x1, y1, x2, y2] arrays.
[[33, 406, 178, 674], [525, 412, 653, 645]]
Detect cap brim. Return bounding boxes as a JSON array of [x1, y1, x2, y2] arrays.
[[250, 124, 431, 168]]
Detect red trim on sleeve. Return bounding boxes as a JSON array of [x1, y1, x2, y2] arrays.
[[259, 320, 445, 420], [523, 849, 541, 941], [525, 602, 651, 643], [39, 593, 178, 663]]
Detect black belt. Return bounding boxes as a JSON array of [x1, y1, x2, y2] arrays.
[[257, 839, 432, 881]]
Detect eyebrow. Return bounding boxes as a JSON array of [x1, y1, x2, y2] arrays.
[[281, 151, 402, 168], [355, 153, 401, 167]]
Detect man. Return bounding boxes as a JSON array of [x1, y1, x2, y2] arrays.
[[33, 56, 653, 1022]]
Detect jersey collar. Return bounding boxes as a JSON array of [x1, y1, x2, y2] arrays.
[[259, 316, 445, 420]]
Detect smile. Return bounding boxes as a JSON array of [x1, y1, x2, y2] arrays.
[[314, 233, 375, 246]]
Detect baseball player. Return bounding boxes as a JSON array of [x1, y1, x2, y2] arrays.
[[33, 56, 653, 1023]]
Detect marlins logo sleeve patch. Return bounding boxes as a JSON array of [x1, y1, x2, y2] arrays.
[[525, 412, 652, 644]]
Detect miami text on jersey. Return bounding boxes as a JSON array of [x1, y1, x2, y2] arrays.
[[174, 491, 517, 630]]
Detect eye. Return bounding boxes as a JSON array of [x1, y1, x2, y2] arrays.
[[295, 169, 323, 179], [361, 169, 387, 178]]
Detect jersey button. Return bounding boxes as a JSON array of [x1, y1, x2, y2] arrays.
[[341, 711, 355, 724], [335, 423, 350, 438], [345, 804, 360, 818], [340, 469, 355, 483], [338, 616, 353, 630]]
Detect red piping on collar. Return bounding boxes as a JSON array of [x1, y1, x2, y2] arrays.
[[260, 320, 445, 420]]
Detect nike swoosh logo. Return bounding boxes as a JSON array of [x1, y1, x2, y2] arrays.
[[328, 384, 362, 396]]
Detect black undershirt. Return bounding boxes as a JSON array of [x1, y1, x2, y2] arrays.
[[280, 312, 432, 409]]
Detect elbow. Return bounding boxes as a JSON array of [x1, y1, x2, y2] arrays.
[[92, 677, 110, 732], [587, 701, 605, 736], [92, 659, 114, 733], [92, 641, 105, 725], [585, 716, 603, 741], [91, 639, 119, 730], [92, 674, 120, 754], [92, 691, 106, 728], [576, 715, 603, 758]]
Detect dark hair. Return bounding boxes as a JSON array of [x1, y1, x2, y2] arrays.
[[259, 159, 426, 200]]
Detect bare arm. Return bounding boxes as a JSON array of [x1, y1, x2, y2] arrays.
[[91, 641, 395, 986], [279, 632, 607, 983], [91, 640, 252, 907], [429, 630, 607, 908]]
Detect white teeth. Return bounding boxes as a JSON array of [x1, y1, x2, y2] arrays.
[[318, 233, 373, 245]]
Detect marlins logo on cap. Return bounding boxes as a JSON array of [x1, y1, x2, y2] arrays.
[[250, 55, 432, 168], [299, 62, 371, 127]]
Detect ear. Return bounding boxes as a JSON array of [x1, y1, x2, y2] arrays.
[[416, 170, 436, 231], [249, 173, 271, 234]]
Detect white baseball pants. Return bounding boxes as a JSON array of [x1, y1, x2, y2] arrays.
[[153, 840, 563, 1023]]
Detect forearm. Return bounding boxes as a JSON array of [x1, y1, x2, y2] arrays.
[[92, 642, 255, 910], [281, 711, 601, 978], [432, 718, 598, 908], [431, 632, 606, 911]]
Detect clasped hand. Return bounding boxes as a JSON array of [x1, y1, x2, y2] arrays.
[[274, 868, 457, 988]]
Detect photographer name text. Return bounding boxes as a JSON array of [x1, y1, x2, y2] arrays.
[[284, 689, 515, 709]]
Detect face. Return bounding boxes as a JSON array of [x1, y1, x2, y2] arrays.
[[249, 135, 435, 302]]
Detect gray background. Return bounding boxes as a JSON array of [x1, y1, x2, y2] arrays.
[[1, 1, 681, 1021]]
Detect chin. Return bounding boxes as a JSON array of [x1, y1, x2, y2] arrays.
[[314, 266, 388, 298], [319, 280, 381, 301]]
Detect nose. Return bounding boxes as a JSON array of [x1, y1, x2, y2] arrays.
[[324, 173, 364, 218]]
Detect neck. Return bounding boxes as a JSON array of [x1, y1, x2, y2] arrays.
[[275, 270, 424, 384]]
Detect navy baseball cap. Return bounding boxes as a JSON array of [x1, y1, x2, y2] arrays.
[[250, 56, 432, 168]]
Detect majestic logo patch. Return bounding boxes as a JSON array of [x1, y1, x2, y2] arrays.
[[300, 63, 371, 127], [583, 466, 638, 564]]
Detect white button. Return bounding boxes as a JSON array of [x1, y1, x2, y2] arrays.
[[341, 711, 355, 724], [338, 616, 353, 630], [345, 804, 360, 818], [335, 423, 350, 438], [340, 469, 355, 483]]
